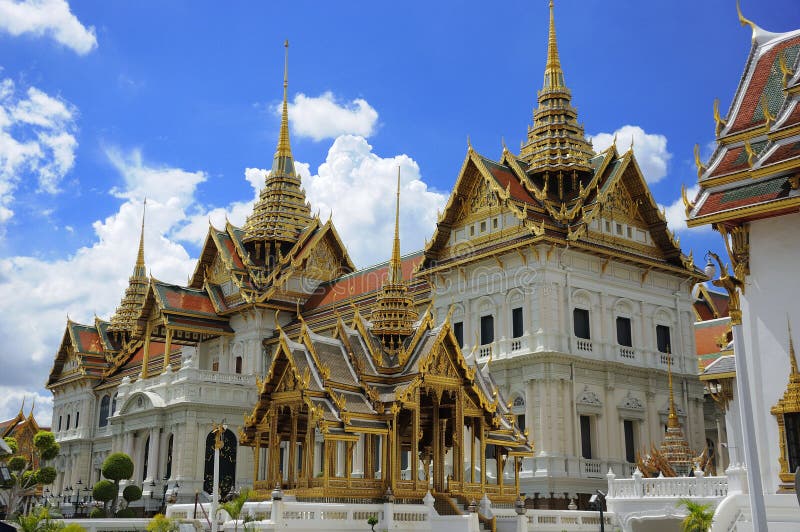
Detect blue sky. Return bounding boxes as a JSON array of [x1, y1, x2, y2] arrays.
[[0, 0, 798, 424]]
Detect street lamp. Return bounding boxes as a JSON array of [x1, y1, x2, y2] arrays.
[[211, 421, 227, 532], [704, 251, 767, 531], [589, 489, 606, 532]]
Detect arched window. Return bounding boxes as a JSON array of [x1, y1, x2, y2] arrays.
[[110, 393, 118, 417], [75, 411, 80, 428], [142, 436, 150, 482], [98, 396, 110, 428], [204, 429, 237, 497], [58, 415, 62, 431], [165, 434, 174, 479], [235, 356, 243, 374], [66, 414, 70, 430]]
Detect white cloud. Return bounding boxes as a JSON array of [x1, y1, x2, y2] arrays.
[[0, 0, 97, 55], [658, 184, 711, 235], [0, 149, 204, 412], [286, 92, 379, 141], [302, 135, 446, 266], [590, 125, 672, 183], [0, 387, 52, 428], [0, 77, 78, 224]]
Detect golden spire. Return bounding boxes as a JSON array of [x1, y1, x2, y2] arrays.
[[520, 1, 594, 178], [544, 0, 564, 90], [788, 318, 799, 377], [667, 349, 679, 428], [243, 40, 312, 246], [109, 201, 149, 334], [276, 40, 292, 162], [389, 166, 402, 284], [371, 167, 418, 363]]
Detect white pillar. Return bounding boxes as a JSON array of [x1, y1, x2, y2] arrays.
[[211, 445, 220, 532], [732, 323, 767, 531], [146, 428, 160, 483]]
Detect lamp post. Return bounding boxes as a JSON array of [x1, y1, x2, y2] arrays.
[[589, 489, 606, 532], [704, 252, 767, 531], [211, 421, 227, 532]]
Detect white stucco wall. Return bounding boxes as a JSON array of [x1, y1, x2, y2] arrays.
[[740, 211, 800, 494]]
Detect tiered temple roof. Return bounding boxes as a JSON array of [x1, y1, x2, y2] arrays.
[[687, 7, 800, 228]]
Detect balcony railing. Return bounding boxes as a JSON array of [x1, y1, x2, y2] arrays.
[[479, 345, 492, 358], [619, 346, 635, 359], [194, 369, 255, 386], [580, 459, 603, 478], [576, 338, 593, 352]]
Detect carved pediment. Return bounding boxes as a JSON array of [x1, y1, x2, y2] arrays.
[[304, 237, 340, 281], [604, 180, 645, 227], [420, 343, 459, 379], [619, 391, 644, 410], [577, 385, 602, 406]]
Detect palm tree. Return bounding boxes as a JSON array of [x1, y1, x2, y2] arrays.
[[217, 487, 251, 532], [678, 498, 714, 532]]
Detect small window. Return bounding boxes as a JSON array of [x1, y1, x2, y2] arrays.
[[212, 357, 219, 372], [512, 307, 524, 339], [75, 411, 79, 428], [517, 414, 526, 433], [66, 414, 70, 430], [453, 321, 464, 348], [624, 420, 636, 463], [470, 226, 475, 237], [605, 221, 611, 232], [480, 221, 487, 232], [480, 315, 494, 345], [784, 413, 800, 473], [580, 415, 593, 459], [616, 317, 632, 347], [99, 395, 110, 428], [616, 223, 623, 235], [656, 325, 671, 353], [492, 218, 498, 229], [58, 416, 62, 431], [573, 308, 590, 340], [111, 393, 118, 417], [626, 227, 633, 238], [235, 356, 243, 374]]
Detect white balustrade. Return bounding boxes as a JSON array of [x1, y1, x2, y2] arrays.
[[608, 474, 728, 499], [576, 338, 593, 352], [619, 346, 635, 359], [580, 458, 603, 478]]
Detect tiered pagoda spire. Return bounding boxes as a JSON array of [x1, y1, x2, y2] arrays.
[[659, 353, 694, 476], [243, 40, 313, 255], [520, 1, 594, 187], [371, 168, 418, 356], [108, 204, 149, 334]]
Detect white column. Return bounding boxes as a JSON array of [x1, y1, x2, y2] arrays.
[[146, 428, 160, 482]]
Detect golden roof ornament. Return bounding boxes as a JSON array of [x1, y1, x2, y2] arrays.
[[771, 319, 800, 489], [371, 167, 418, 358], [243, 40, 313, 246], [520, 1, 594, 180], [109, 200, 149, 334]]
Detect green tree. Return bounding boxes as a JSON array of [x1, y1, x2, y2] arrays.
[[678, 498, 714, 532], [14, 507, 68, 532], [367, 515, 379, 531], [0, 430, 61, 518], [92, 452, 134, 517], [217, 488, 250, 532], [92, 480, 116, 516], [147, 513, 179, 532]]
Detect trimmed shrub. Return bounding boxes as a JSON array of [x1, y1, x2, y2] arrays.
[[3, 437, 18, 454], [35, 466, 57, 485], [102, 453, 134, 482], [88, 507, 105, 519], [92, 479, 116, 502], [33, 431, 56, 450], [8, 456, 26, 472], [123, 484, 142, 502], [40, 442, 60, 461]]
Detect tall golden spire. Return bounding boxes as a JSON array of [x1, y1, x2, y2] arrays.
[[274, 40, 293, 170], [544, 0, 564, 90], [109, 201, 149, 334], [667, 351, 679, 428], [788, 319, 799, 377], [657, 348, 693, 475], [389, 167, 402, 284], [243, 40, 312, 247], [520, 1, 594, 180], [371, 167, 417, 362]]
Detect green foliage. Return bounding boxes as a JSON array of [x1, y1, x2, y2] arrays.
[[8, 455, 26, 471], [368, 515, 379, 531], [89, 507, 106, 519], [115, 507, 136, 518], [101, 452, 134, 482], [147, 513, 179, 532], [3, 436, 18, 454], [62, 524, 87, 532], [40, 441, 60, 461], [36, 465, 57, 485], [217, 488, 251, 532], [678, 498, 714, 532], [123, 484, 142, 502], [33, 431, 56, 451], [14, 507, 63, 532], [92, 479, 117, 502], [21, 470, 34, 484]]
